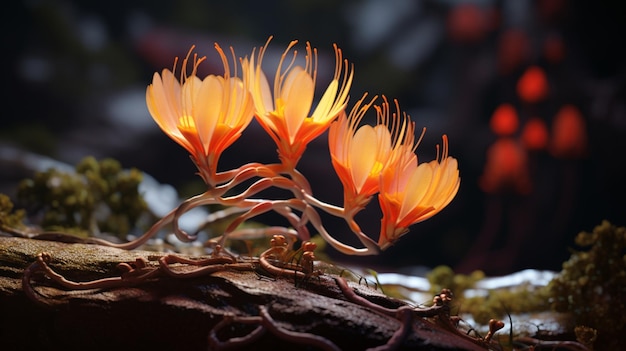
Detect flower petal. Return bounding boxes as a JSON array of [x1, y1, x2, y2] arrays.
[[147, 71, 179, 134], [283, 69, 314, 141], [399, 162, 434, 220], [349, 126, 378, 191], [311, 79, 339, 122], [194, 75, 224, 154]]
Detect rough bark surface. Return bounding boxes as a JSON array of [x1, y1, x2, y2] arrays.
[[0, 236, 490, 351]]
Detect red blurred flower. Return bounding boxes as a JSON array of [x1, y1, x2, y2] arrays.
[[550, 105, 588, 158], [490, 103, 519, 136], [497, 29, 530, 75], [521, 117, 549, 151], [517, 66, 549, 104], [479, 138, 531, 194]]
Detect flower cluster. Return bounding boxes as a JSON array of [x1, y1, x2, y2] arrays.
[[146, 44, 255, 186], [144, 37, 460, 255]]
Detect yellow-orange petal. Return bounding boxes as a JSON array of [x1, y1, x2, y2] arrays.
[[247, 38, 353, 167], [378, 136, 460, 246], [147, 71, 180, 134], [283, 69, 315, 142], [146, 44, 255, 184], [194, 75, 224, 154], [311, 79, 339, 121], [350, 125, 379, 191]]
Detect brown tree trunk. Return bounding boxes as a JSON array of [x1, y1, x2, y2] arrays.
[[0, 236, 490, 351]]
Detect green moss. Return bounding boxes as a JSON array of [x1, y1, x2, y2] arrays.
[[16, 156, 148, 238], [427, 265, 485, 296], [426, 265, 550, 325], [0, 194, 26, 231], [548, 220, 626, 350], [463, 283, 551, 325]]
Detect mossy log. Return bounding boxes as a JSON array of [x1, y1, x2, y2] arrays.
[[0, 236, 491, 351]]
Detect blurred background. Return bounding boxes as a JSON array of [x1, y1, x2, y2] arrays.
[[2, 0, 625, 275]]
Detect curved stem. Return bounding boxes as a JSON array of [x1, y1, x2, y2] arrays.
[[208, 315, 266, 350], [285, 167, 312, 194], [224, 202, 274, 233], [334, 277, 396, 317], [218, 178, 276, 206], [273, 203, 310, 241], [216, 174, 300, 213], [171, 191, 221, 242], [86, 207, 176, 250], [366, 307, 414, 351], [215, 165, 269, 193], [302, 192, 345, 218], [208, 226, 299, 246], [158, 256, 253, 278], [217, 201, 273, 247], [303, 193, 375, 248], [259, 305, 341, 351], [259, 254, 307, 280], [217, 199, 306, 247], [213, 162, 283, 186], [192, 206, 251, 236], [303, 203, 379, 256], [22, 260, 50, 307], [30, 253, 160, 290]]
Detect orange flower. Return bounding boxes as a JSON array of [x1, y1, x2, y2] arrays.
[[146, 44, 254, 186], [378, 136, 460, 249], [329, 95, 415, 213], [245, 38, 353, 168]]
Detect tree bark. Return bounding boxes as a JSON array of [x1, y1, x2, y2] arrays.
[[0, 236, 491, 351]]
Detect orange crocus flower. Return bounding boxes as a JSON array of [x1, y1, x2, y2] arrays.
[[245, 38, 353, 169], [329, 95, 415, 213], [378, 136, 460, 249], [146, 45, 255, 186]]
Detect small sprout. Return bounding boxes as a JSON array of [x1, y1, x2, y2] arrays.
[[270, 234, 288, 248], [483, 319, 504, 342], [433, 288, 454, 306], [258, 234, 323, 283]]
